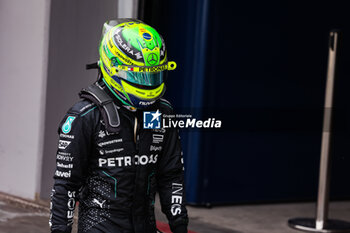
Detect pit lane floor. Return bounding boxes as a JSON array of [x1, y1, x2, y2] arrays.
[[1, 193, 350, 233]]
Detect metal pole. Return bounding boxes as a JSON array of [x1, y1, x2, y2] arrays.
[[288, 30, 350, 233], [315, 30, 338, 230]]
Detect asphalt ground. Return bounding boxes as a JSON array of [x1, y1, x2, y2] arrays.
[[1, 193, 350, 233], [0, 195, 230, 233]]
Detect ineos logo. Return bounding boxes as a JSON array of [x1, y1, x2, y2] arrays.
[[147, 53, 158, 65]]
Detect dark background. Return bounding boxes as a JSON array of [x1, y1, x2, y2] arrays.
[[139, 0, 350, 205]]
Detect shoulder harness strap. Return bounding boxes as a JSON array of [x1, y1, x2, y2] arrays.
[[79, 82, 120, 133]]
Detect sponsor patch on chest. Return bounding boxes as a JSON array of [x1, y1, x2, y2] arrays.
[[98, 154, 158, 167]]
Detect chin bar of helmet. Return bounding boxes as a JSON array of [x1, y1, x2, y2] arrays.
[[113, 61, 177, 73]]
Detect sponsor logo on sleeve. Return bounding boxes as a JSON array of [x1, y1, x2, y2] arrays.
[[57, 162, 73, 169], [60, 133, 74, 139], [58, 140, 71, 150], [62, 116, 76, 134], [57, 152, 73, 162], [55, 170, 71, 178]]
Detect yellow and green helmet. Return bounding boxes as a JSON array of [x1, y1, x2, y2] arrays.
[[99, 19, 176, 108]]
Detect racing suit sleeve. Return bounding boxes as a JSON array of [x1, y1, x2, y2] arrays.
[[157, 127, 189, 233], [49, 111, 93, 233]]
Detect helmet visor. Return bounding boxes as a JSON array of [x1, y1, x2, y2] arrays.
[[113, 61, 177, 87], [117, 70, 165, 86]]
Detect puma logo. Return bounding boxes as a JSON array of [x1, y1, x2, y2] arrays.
[[93, 198, 106, 208]]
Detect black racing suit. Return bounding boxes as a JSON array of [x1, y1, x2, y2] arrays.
[[49, 83, 188, 233]]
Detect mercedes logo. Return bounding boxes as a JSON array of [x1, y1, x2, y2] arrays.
[[147, 53, 158, 65]]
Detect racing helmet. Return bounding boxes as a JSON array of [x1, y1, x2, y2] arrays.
[[99, 19, 177, 108]]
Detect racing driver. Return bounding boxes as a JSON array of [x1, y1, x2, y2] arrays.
[[49, 19, 188, 233]]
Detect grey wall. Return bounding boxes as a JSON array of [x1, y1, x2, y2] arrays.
[[0, 0, 137, 200], [40, 0, 120, 199], [0, 0, 51, 199], [118, 0, 139, 18]]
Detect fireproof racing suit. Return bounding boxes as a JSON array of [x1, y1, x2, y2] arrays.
[[49, 83, 188, 233]]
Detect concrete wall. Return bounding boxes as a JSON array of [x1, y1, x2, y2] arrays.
[[118, 0, 139, 18], [0, 0, 51, 199], [40, 0, 120, 199], [0, 0, 138, 200]]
